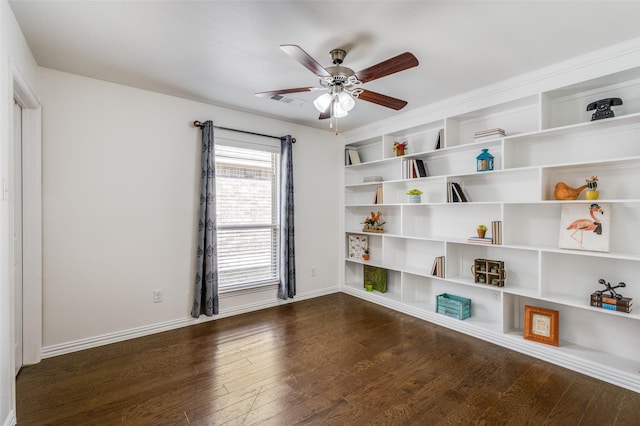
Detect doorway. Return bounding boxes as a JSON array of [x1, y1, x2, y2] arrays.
[[12, 63, 43, 370], [13, 99, 23, 375]]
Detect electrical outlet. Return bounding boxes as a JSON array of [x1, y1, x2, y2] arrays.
[[153, 289, 163, 303], [311, 268, 316, 277]]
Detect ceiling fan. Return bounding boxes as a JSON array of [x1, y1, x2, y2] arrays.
[[255, 44, 419, 132]]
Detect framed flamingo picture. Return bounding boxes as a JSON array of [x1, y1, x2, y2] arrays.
[[558, 203, 611, 252]]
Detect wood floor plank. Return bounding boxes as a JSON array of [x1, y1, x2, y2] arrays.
[[16, 293, 640, 425]]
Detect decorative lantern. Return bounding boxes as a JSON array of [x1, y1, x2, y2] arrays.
[[476, 148, 494, 172]]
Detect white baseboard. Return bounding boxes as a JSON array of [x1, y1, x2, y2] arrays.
[[41, 286, 340, 359], [342, 286, 640, 394], [3, 411, 16, 426]]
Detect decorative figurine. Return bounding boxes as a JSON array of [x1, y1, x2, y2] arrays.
[[585, 176, 599, 200], [587, 98, 623, 121], [554, 181, 587, 200], [476, 148, 494, 172], [594, 278, 626, 300]]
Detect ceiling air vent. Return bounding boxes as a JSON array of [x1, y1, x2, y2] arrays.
[[268, 94, 305, 107]]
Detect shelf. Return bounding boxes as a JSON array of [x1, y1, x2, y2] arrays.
[[502, 331, 640, 386], [345, 281, 402, 303], [538, 292, 640, 321], [343, 64, 640, 392]]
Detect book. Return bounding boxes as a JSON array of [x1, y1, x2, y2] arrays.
[[449, 182, 468, 202], [491, 221, 502, 245], [435, 129, 443, 150], [373, 186, 383, 204], [348, 235, 368, 261], [467, 237, 493, 244], [415, 159, 428, 177], [474, 134, 505, 142], [348, 149, 361, 165], [431, 256, 445, 278], [363, 176, 383, 183], [590, 301, 632, 313], [474, 128, 506, 137], [590, 293, 632, 307]]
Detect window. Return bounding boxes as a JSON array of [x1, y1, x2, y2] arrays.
[[215, 142, 280, 290]]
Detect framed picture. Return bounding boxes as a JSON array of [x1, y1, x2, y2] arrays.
[[524, 305, 559, 346], [558, 203, 610, 252], [348, 234, 368, 261]]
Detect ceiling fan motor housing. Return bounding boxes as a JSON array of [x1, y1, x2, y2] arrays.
[[330, 48, 347, 64]]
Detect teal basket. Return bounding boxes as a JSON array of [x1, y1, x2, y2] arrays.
[[436, 293, 471, 320]]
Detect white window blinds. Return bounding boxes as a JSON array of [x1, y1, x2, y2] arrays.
[[215, 143, 280, 289]]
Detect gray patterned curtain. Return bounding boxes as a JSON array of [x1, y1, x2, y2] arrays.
[[192, 121, 218, 317], [278, 135, 296, 300]]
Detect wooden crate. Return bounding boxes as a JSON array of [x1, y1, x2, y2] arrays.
[[436, 293, 471, 320], [473, 258, 506, 287]]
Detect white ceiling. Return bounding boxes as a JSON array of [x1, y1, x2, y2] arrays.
[[9, 1, 640, 133]]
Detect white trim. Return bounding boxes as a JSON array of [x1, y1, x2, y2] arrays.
[[342, 286, 640, 394], [41, 286, 340, 359], [11, 61, 42, 366], [3, 410, 16, 426]]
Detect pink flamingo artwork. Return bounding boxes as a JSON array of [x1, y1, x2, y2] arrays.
[[566, 203, 604, 248]]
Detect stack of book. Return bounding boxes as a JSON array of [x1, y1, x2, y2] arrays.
[[373, 186, 383, 204], [474, 128, 506, 142], [363, 176, 383, 183], [590, 293, 633, 313], [467, 236, 493, 244], [345, 149, 361, 165], [447, 182, 468, 202], [491, 221, 502, 245], [404, 158, 428, 179], [431, 256, 445, 278]]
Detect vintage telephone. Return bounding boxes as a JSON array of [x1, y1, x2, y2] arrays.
[[586, 97, 623, 121]]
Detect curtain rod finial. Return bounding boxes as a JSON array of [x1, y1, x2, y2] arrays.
[[193, 120, 203, 128]]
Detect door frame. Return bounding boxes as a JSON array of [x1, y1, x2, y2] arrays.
[[11, 62, 42, 366]]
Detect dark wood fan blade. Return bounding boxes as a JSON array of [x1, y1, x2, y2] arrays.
[[280, 44, 332, 77], [357, 90, 408, 110], [355, 52, 419, 83], [255, 87, 315, 97]]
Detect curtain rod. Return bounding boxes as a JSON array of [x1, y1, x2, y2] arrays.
[[193, 121, 296, 143]]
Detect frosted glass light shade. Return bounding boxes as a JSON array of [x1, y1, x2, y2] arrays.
[[333, 102, 348, 118], [313, 93, 332, 112], [338, 92, 355, 111]]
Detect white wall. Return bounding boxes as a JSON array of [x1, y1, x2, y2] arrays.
[[39, 68, 342, 353], [1, 0, 40, 424]]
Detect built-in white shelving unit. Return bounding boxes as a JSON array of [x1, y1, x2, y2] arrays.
[[342, 66, 640, 392]]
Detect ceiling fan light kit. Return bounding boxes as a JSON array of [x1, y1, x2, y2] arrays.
[[256, 44, 419, 134]]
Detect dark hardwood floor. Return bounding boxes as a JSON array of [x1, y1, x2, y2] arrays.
[[16, 293, 640, 425]]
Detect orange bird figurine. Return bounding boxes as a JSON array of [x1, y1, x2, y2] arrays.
[[566, 203, 604, 248]]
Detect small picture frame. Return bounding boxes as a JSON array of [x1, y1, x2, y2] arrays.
[[524, 305, 559, 346]]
